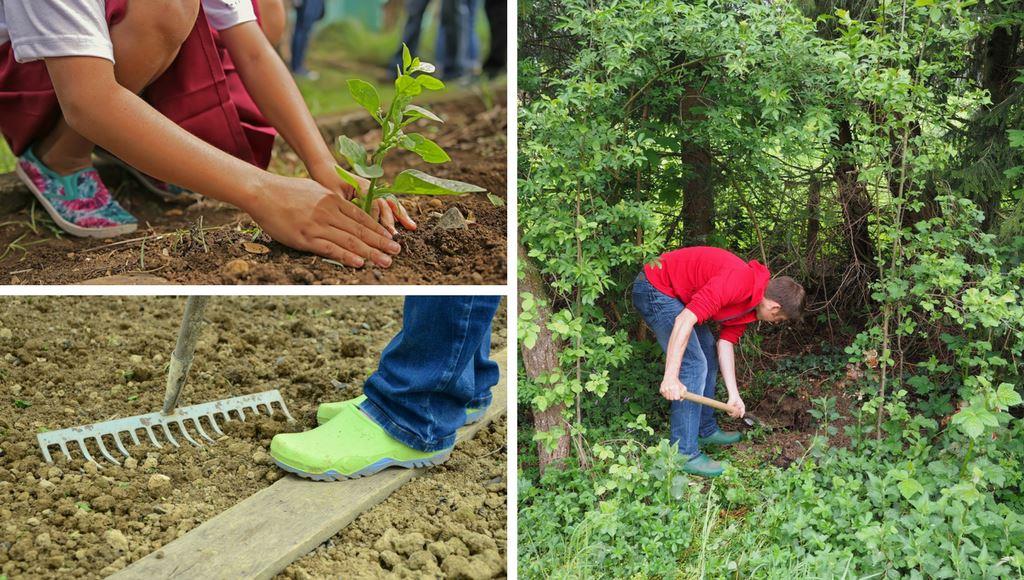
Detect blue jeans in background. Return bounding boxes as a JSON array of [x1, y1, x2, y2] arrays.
[[361, 296, 501, 452], [290, 0, 325, 73], [632, 272, 721, 458], [390, 0, 433, 74], [435, 0, 479, 77]]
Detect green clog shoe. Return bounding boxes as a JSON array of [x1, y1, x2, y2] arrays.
[[682, 453, 725, 478], [270, 404, 452, 481], [698, 429, 742, 447], [316, 395, 487, 426]]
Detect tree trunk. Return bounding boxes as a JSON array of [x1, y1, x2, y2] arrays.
[[674, 89, 716, 246], [833, 119, 876, 272], [518, 244, 570, 474]]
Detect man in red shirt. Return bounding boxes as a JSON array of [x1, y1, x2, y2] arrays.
[[632, 246, 805, 477]]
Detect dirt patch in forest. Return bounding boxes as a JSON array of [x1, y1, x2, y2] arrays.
[[0, 297, 507, 578], [0, 93, 507, 285]]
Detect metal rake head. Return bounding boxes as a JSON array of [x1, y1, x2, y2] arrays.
[[37, 390, 293, 465]]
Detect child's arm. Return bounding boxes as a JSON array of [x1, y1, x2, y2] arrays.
[[716, 340, 745, 418], [44, 56, 400, 268], [661, 309, 698, 401], [219, 22, 416, 233]]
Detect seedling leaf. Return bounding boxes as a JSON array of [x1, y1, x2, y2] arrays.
[[336, 136, 367, 167], [381, 169, 486, 195], [487, 193, 505, 207], [403, 104, 443, 123], [335, 165, 362, 191], [402, 44, 412, 69], [353, 162, 384, 179], [418, 75, 445, 91], [411, 61, 436, 74], [401, 134, 450, 163], [396, 75, 423, 97], [347, 79, 381, 118]]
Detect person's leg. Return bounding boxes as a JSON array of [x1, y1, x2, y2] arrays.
[[390, 0, 432, 72], [290, 1, 315, 72], [466, 320, 499, 415], [482, 0, 506, 76], [361, 295, 501, 451], [463, 0, 480, 74], [631, 272, 707, 458], [695, 326, 721, 438], [33, 0, 201, 176], [439, 0, 468, 78]]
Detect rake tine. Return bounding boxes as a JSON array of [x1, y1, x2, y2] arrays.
[[112, 432, 132, 459], [77, 439, 96, 464], [127, 429, 140, 445], [160, 422, 180, 447], [58, 441, 70, 461], [95, 436, 121, 465], [276, 400, 295, 422], [208, 413, 225, 436], [192, 417, 215, 444], [145, 426, 162, 448], [176, 419, 200, 447], [40, 444, 53, 464], [236, 407, 246, 421]]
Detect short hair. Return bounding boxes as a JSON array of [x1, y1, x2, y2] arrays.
[[765, 276, 806, 321]]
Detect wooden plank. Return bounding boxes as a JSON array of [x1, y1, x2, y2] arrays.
[[111, 349, 508, 580]]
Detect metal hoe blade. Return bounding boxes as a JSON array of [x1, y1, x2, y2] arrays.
[[37, 390, 294, 464]]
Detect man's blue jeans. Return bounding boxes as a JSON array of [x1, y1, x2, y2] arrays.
[[360, 296, 501, 452], [632, 272, 721, 458], [290, 0, 324, 72], [390, 0, 433, 73]]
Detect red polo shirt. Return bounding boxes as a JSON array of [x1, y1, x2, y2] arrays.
[[644, 246, 770, 344]]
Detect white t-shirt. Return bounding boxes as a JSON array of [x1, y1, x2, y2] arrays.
[[0, 0, 255, 64]]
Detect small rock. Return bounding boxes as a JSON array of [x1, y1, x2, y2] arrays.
[[104, 529, 129, 553], [142, 456, 158, 470], [92, 494, 115, 511], [463, 532, 497, 554], [84, 462, 99, 475], [123, 457, 138, 470], [379, 550, 402, 570], [408, 549, 438, 571], [26, 517, 40, 527], [147, 474, 171, 497], [435, 207, 467, 230], [46, 467, 62, 479], [427, 540, 451, 560], [223, 259, 251, 278], [0, 328, 12, 340], [393, 532, 426, 556], [35, 532, 51, 548], [251, 450, 271, 465], [38, 480, 56, 493]]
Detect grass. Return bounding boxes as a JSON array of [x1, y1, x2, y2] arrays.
[[0, 140, 13, 173]]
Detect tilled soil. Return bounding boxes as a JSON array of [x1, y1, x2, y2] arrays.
[[0, 94, 507, 285], [0, 297, 507, 578]]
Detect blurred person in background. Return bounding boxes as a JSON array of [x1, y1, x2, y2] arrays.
[[481, 0, 504, 77], [434, 0, 478, 80], [291, 0, 325, 79]]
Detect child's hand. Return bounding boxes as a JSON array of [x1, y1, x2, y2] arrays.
[[726, 394, 746, 418], [247, 175, 401, 268], [314, 170, 416, 234], [660, 377, 687, 401]]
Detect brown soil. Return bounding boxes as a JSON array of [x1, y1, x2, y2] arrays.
[[0, 296, 507, 578], [0, 94, 507, 285]]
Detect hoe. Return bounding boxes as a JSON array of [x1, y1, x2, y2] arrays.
[[37, 296, 294, 465], [682, 390, 765, 429]]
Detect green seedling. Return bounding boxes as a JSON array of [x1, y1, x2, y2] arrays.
[[336, 45, 486, 214]]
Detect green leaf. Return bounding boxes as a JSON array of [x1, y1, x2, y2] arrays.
[[395, 75, 423, 97], [14, 399, 30, 409], [353, 163, 384, 179], [403, 104, 443, 123], [994, 383, 1023, 408], [411, 61, 436, 74], [400, 134, 450, 163], [1008, 129, 1024, 149], [334, 165, 362, 191], [897, 478, 925, 500], [402, 44, 412, 70], [347, 79, 381, 118], [379, 169, 485, 195], [336, 135, 367, 167], [487, 193, 505, 207], [417, 75, 445, 91]]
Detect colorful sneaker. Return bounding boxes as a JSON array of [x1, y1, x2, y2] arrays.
[[682, 453, 725, 478], [15, 148, 137, 238], [316, 395, 487, 426], [94, 149, 196, 203], [698, 429, 742, 447], [270, 404, 452, 481]]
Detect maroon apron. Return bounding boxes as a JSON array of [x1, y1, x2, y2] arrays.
[[0, 0, 275, 169]]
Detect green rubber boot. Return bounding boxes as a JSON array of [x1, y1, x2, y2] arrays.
[[270, 404, 452, 481], [682, 453, 725, 478], [698, 429, 742, 447], [316, 395, 487, 426]]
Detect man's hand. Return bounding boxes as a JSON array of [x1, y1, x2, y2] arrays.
[[726, 394, 746, 418], [246, 175, 401, 268], [660, 377, 687, 401]]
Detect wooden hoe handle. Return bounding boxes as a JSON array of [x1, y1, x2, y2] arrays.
[[681, 390, 737, 413]]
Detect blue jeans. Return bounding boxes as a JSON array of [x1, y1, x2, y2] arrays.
[[390, 0, 433, 73], [360, 296, 501, 452], [435, 0, 479, 78], [632, 272, 721, 458], [290, 0, 324, 72]]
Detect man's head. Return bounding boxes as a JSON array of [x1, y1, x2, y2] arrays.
[[756, 276, 806, 323]]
